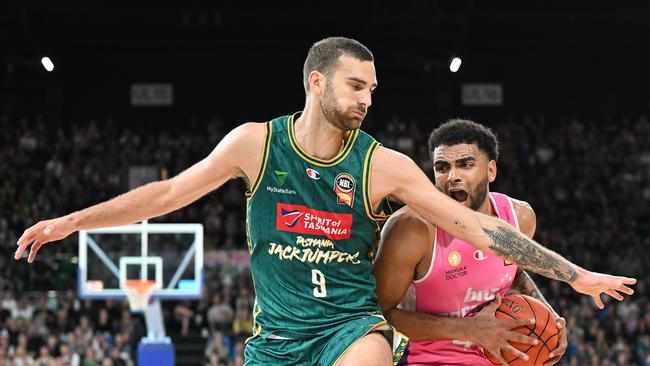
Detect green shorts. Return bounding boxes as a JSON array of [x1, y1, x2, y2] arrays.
[[244, 315, 391, 365]]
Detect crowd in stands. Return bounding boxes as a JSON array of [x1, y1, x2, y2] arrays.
[[0, 112, 649, 365]]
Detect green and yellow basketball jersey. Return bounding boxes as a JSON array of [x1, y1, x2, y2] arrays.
[[245, 113, 389, 339]]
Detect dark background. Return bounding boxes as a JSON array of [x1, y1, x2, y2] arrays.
[[3, 0, 650, 128]]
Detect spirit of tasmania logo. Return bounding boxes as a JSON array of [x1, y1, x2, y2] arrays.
[[276, 203, 353, 240]]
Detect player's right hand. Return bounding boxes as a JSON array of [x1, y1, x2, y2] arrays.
[[15, 216, 75, 263], [469, 295, 538, 366]]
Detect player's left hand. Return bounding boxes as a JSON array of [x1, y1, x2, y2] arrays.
[[543, 317, 567, 366], [570, 270, 636, 309]]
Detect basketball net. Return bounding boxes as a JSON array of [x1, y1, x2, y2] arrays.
[[123, 279, 156, 312]]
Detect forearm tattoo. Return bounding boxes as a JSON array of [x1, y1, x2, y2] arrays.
[[483, 226, 577, 283]]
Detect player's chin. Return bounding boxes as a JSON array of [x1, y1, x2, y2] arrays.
[[345, 117, 363, 130]]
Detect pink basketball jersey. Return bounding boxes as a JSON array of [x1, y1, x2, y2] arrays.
[[400, 192, 520, 365]]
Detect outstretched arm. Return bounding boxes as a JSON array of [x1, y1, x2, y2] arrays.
[[15, 122, 266, 263], [370, 146, 636, 309]]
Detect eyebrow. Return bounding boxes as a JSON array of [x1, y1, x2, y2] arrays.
[[455, 156, 476, 164], [433, 160, 450, 167], [433, 156, 476, 166], [346, 77, 378, 89]]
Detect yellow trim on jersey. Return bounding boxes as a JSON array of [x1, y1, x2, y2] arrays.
[[245, 121, 272, 198], [332, 319, 389, 366], [286, 112, 359, 167], [251, 299, 262, 337], [245, 223, 253, 254], [245, 281, 263, 344], [362, 141, 390, 221], [369, 220, 382, 263]]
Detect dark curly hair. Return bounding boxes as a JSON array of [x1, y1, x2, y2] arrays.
[[427, 119, 499, 161]]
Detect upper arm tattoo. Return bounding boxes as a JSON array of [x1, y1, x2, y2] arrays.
[[483, 226, 577, 283]]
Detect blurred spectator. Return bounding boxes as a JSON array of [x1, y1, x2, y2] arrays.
[[204, 330, 231, 365], [207, 294, 234, 333], [12, 345, 33, 366], [58, 343, 80, 366], [231, 297, 253, 339], [173, 301, 195, 336], [34, 345, 54, 365]]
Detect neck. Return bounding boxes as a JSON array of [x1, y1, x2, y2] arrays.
[[476, 193, 495, 217], [294, 101, 350, 160]]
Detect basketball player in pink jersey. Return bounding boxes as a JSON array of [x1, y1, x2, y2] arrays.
[[374, 120, 569, 365]]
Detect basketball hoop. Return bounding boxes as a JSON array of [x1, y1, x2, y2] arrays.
[[123, 279, 156, 312]]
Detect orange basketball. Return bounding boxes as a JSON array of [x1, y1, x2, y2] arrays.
[[485, 294, 560, 366]]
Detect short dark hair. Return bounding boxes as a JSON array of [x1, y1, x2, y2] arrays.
[[303, 37, 374, 92], [427, 119, 499, 161]]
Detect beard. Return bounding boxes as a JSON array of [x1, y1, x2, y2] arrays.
[[320, 83, 365, 131], [469, 177, 489, 211]]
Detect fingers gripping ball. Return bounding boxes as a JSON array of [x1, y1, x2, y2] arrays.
[[486, 294, 560, 366]]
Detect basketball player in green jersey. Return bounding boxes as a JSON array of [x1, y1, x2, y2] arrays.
[[16, 37, 636, 365]]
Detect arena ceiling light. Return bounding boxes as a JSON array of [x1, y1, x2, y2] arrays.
[[449, 57, 462, 73], [41, 56, 54, 72]]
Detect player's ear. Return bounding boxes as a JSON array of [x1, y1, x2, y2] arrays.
[[308, 71, 326, 96], [487, 159, 497, 183]]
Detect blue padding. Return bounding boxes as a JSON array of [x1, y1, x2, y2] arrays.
[[178, 279, 198, 291], [137, 342, 175, 366]]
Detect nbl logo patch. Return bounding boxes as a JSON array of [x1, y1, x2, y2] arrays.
[[334, 173, 355, 208]]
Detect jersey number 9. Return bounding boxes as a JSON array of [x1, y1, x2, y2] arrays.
[[312, 269, 327, 298]]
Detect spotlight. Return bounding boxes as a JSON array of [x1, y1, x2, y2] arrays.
[[41, 57, 54, 72], [449, 57, 462, 73]]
